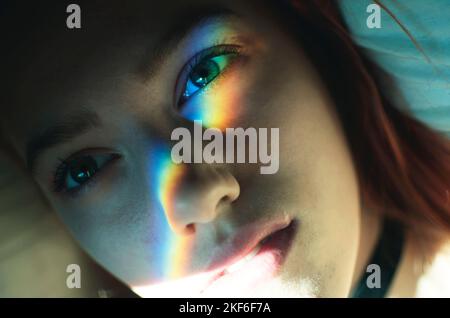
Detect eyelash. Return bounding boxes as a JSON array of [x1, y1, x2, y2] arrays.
[[176, 44, 243, 107], [53, 159, 69, 193], [52, 152, 120, 196], [49, 45, 242, 197]]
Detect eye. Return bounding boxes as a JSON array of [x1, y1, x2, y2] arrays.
[[53, 152, 120, 194], [177, 45, 242, 108]]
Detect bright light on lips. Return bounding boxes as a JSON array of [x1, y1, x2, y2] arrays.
[[132, 220, 298, 298], [131, 247, 277, 298]]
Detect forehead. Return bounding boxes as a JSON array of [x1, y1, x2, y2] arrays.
[[4, 0, 264, 77], [2, 0, 272, 146], [5, 0, 241, 89]]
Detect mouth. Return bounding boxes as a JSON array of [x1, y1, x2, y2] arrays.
[[200, 218, 299, 295], [131, 217, 299, 298]]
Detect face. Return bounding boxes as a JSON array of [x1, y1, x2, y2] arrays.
[[3, 0, 362, 297]]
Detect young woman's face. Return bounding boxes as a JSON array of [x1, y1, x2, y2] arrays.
[[4, 0, 362, 296]]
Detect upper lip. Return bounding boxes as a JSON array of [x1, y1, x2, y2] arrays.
[[206, 214, 293, 274], [133, 215, 295, 297]]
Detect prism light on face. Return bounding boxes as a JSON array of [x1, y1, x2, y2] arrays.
[[140, 25, 248, 287], [146, 143, 193, 280], [148, 25, 251, 286], [180, 71, 243, 130], [131, 249, 309, 298], [180, 25, 245, 130]]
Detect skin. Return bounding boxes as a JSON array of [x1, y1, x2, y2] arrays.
[[2, 0, 418, 297]]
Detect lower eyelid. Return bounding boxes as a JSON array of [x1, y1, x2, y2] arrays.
[[175, 45, 245, 105], [178, 53, 247, 108], [201, 55, 246, 91], [58, 154, 122, 199]]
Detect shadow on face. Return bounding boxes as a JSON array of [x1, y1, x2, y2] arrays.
[[1, 0, 361, 297]]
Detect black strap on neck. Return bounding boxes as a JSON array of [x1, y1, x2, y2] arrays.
[[351, 218, 404, 298]]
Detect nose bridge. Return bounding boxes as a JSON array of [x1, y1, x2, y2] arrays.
[[167, 165, 240, 235]]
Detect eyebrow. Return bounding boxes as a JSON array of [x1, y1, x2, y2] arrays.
[[25, 6, 235, 172], [26, 109, 101, 172]]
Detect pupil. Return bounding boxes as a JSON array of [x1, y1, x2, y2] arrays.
[[190, 59, 220, 88], [69, 156, 98, 184]]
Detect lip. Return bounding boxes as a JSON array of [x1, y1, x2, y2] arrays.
[[206, 216, 293, 272], [204, 217, 299, 286], [131, 217, 299, 298]]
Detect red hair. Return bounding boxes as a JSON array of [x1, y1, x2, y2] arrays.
[[279, 0, 450, 259]]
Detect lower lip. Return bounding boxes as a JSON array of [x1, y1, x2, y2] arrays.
[[201, 220, 298, 296]]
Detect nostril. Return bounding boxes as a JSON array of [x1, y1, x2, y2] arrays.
[[220, 195, 231, 204], [168, 168, 240, 234], [216, 194, 236, 210], [184, 223, 195, 235]]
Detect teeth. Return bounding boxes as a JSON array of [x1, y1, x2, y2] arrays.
[[224, 243, 261, 275]]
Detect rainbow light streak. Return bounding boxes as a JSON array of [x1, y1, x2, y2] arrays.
[[181, 27, 242, 130], [180, 73, 241, 130], [149, 143, 192, 280], [147, 25, 242, 284]]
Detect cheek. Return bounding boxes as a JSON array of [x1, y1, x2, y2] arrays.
[[178, 60, 255, 131], [280, 83, 361, 296], [293, 130, 360, 296], [233, 46, 361, 295], [52, 191, 169, 285], [49, 150, 189, 285]]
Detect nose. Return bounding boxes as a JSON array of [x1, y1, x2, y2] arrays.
[[166, 165, 240, 235]]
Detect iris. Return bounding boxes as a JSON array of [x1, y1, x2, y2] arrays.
[[68, 156, 98, 185], [189, 59, 221, 88], [181, 53, 237, 103], [53, 153, 119, 193]]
